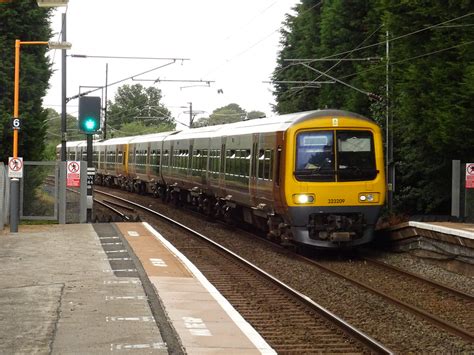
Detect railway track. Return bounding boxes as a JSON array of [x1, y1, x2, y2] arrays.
[[301, 255, 474, 342], [94, 188, 392, 354]]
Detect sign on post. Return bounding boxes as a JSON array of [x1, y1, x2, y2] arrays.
[[466, 163, 474, 189], [8, 157, 23, 178], [67, 161, 81, 187]]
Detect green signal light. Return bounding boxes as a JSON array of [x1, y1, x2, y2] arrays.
[[84, 117, 97, 131]]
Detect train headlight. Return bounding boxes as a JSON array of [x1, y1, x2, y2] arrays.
[[293, 194, 315, 204], [358, 193, 379, 203]]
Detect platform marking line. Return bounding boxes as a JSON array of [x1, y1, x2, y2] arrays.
[[106, 316, 154, 322], [106, 296, 147, 301], [105, 250, 128, 254], [102, 242, 123, 246], [183, 317, 212, 336], [128, 231, 140, 237], [104, 280, 141, 285], [103, 269, 137, 273], [104, 258, 132, 261], [149, 258, 168, 267], [99, 236, 120, 240], [111, 342, 167, 351], [143, 222, 277, 354]]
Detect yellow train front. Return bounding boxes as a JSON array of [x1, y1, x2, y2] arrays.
[[278, 110, 386, 248]]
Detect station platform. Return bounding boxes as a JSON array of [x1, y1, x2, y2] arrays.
[[0, 222, 275, 354], [385, 220, 474, 273]]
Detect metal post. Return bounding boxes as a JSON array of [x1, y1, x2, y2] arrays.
[[104, 63, 108, 140], [57, 13, 68, 224], [10, 40, 21, 233], [86, 134, 93, 222], [451, 160, 460, 218], [9, 178, 19, 232], [60, 13, 67, 161]]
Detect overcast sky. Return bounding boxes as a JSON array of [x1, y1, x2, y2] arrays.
[[44, 0, 298, 128]]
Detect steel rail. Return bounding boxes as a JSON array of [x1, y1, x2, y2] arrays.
[[94, 188, 393, 354], [296, 255, 474, 342], [364, 257, 474, 300]]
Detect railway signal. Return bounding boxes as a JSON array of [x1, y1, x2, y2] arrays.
[[78, 96, 101, 134]]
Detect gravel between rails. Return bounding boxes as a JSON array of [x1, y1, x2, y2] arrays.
[[96, 188, 474, 353]]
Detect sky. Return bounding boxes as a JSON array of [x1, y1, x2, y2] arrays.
[[44, 0, 298, 128]]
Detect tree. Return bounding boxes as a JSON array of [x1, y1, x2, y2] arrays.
[[108, 121, 172, 138], [195, 103, 247, 127], [0, 0, 53, 162], [43, 108, 84, 160], [247, 110, 266, 119], [273, 1, 474, 215], [106, 84, 174, 131]]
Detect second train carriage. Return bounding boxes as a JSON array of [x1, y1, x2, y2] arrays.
[[64, 109, 386, 248]]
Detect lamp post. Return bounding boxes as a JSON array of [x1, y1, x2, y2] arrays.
[[10, 39, 71, 233]]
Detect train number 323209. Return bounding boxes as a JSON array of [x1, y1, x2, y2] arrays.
[[328, 198, 345, 204]]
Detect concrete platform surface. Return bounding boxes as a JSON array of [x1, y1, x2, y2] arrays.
[[0, 224, 167, 354]]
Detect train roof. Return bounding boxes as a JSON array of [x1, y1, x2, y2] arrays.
[[165, 109, 372, 141], [77, 109, 374, 147], [128, 131, 177, 144]]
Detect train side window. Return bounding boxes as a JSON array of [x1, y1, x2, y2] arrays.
[[265, 149, 273, 180], [257, 149, 265, 179], [244, 149, 251, 178], [163, 150, 169, 168], [251, 143, 258, 178], [201, 149, 208, 171]]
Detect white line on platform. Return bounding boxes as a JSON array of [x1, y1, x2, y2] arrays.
[[111, 342, 167, 351], [106, 316, 154, 322], [106, 296, 147, 301], [104, 280, 141, 285], [105, 258, 132, 261], [103, 269, 137, 273], [102, 242, 123, 246], [105, 250, 127, 253]]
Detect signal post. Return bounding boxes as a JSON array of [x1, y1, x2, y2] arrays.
[[78, 96, 101, 222]]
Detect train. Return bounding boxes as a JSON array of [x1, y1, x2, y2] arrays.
[[63, 109, 386, 248]]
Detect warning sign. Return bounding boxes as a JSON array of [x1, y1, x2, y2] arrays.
[[67, 161, 81, 187], [8, 157, 23, 178], [466, 163, 474, 189]]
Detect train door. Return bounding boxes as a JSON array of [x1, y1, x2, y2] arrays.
[[249, 133, 259, 204], [219, 137, 226, 195]]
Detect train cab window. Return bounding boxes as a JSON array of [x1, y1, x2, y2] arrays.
[[337, 130, 377, 181], [295, 131, 335, 182]]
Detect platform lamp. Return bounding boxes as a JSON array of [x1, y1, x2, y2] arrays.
[[9, 38, 72, 233]]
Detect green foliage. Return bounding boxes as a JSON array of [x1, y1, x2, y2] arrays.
[[247, 110, 266, 119], [273, 1, 474, 215], [195, 103, 248, 127], [106, 84, 175, 131], [0, 0, 52, 162], [108, 121, 174, 138]]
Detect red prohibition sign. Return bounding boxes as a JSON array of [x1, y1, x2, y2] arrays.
[[67, 161, 80, 174], [9, 158, 22, 171]]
